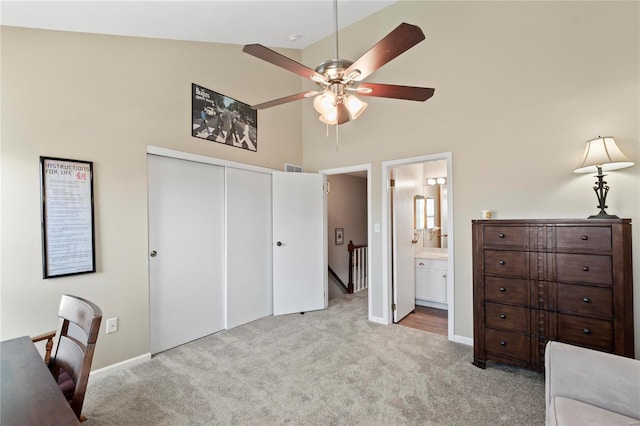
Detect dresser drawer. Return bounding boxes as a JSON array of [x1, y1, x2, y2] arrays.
[[484, 250, 528, 278], [557, 283, 612, 319], [556, 226, 611, 252], [557, 314, 613, 352], [485, 277, 528, 305], [556, 254, 612, 285], [485, 302, 527, 333], [483, 226, 528, 248], [485, 329, 530, 362]]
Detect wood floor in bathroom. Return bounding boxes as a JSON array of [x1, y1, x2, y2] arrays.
[[398, 305, 448, 336]]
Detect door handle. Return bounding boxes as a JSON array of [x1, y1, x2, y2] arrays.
[[150, 250, 157, 257], [276, 242, 283, 247]]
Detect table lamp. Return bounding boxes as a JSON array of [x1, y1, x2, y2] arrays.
[[573, 136, 634, 219]]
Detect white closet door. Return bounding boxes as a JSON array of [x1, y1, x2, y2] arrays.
[[226, 168, 272, 329], [272, 172, 326, 316], [148, 155, 225, 354]]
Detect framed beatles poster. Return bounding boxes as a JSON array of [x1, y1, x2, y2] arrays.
[[192, 83, 258, 152]]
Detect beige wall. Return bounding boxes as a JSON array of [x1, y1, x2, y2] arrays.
[[0, 27, 303, 368], [302, 1, 640, 350], [1, 0, 639, 369]]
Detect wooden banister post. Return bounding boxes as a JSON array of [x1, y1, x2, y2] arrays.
[[347, 240, 355, 293]]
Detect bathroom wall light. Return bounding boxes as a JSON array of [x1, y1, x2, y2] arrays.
[[426, 177, 446, 185]]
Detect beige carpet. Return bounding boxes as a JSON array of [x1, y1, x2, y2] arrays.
[[83, 292, 544, 425]]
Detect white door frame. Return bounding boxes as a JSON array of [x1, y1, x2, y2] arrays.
[[382, 153, 455, 341], [319, 164, 373, 322]]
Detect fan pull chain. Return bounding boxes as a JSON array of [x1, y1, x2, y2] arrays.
[[335, 124, 340, 152]]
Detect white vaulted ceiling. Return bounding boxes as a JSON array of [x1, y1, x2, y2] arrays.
[[0, 1, 396, 49]]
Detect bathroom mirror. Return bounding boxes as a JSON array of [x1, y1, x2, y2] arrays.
[[426, 196, 435, 229], [414, 195, 425, 230]]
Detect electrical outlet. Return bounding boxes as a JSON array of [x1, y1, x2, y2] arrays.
[[106, 317, 118, 334]]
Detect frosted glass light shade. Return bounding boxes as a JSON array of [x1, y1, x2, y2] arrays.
[[319, 110, 338, 125], [313, 92, 336, 115], [345, 94, 367, 120], [574, 137, 634, 173]]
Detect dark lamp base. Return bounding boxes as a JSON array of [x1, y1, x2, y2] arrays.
[[588, 211, 619, 219], [587, 170, 620, 220]]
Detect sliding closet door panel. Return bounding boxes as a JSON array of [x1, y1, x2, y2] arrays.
[[148, 155, 225, 354], [226, 168, 272, 329]]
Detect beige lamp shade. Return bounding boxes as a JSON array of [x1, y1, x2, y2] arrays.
[[574, 136, 634, 173]]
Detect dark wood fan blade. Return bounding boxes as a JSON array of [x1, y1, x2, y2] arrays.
[[356, 83, 435, 101], [243, 44, 326, 82], [344, 23, 425, 82], [336, 102, 350, 124], [251, 91, 318, 110]]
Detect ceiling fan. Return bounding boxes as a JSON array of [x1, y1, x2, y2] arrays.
[[242, 3, 435, 126]]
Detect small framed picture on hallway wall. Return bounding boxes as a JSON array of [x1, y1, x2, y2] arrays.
[[335, 228, 344, 245]]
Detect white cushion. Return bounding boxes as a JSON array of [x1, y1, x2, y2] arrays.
[[549, 396, 639, 426]]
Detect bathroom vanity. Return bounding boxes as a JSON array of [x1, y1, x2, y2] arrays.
[[415, 248, 448, 310]]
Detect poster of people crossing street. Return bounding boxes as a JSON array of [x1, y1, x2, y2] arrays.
[[192, 83, 258, 152]]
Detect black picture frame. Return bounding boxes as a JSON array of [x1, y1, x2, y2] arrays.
[[191, 83, 258, 152], [40, 156, 96, 279], [335, 228, 344, 245]]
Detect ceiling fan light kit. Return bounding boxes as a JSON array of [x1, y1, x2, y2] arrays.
[[242, 6, 435, 126]]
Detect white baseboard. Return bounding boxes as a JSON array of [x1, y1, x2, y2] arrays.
[[415, 299, 448, 310], [90, 353, 151, 380], [454, 335, 473, 346], [369, 315, 387, 325]]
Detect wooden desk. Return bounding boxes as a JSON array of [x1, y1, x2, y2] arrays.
[[1, 336, 80, 425]]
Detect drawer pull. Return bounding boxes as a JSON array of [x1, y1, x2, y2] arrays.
[[582, 266, 590, 272], [499, 287, 506, 292], [499, 233, 505, 238], [500, 314, 506, 319], [499, 260, 505, 265], [583, 328, 591, 335], [500, 340, 506, 346], [581, 235, 589, 240], [419, 262, 424, 266], [583, 297, 590, 303]]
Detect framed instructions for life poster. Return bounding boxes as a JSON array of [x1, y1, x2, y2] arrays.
[[40, 156, 96, 279], [192, 83, 258, 152]]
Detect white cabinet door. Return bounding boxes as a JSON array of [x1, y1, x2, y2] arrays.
[[415, 259, 447, 304], [272, 172, 326, 316]]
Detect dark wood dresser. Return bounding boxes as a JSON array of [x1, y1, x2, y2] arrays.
[[472, 219, 634, 372]]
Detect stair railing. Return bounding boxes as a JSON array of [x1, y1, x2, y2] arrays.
[[347, 240, 368, 293]]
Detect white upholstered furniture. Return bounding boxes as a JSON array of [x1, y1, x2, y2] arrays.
[[545, 340, 640, 426]]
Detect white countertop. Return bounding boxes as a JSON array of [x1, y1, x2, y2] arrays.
[[414, 247, 448, 260]]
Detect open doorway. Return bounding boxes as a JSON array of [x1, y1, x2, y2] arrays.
[[382, 153, 455, 340], [320, 164, 372, 321]]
